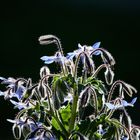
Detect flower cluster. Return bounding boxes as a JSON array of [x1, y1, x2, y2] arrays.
[[0, 35, 139, 140]]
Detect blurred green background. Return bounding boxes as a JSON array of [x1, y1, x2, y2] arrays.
[[0, 0, 140, 139]]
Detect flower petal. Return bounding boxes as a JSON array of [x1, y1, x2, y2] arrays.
[[40, 56, 56, 64], [10, 100, 26, 110], [0, 91, 4, 96], [130, 97, 137, 105], [105, 103, 116, 109], [0, 77, 6, 81], [92, 42, 101, 49], [7, 119, 17, 123], [66, 52, 76, 60], [92, 42, 101, 55], [78, 43, 82, 49]]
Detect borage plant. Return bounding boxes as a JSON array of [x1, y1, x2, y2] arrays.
[[0, 35, 140, 140]]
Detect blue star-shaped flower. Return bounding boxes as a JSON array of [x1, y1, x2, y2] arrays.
[[10, 99, 34, 110], [66, 42, 101, 60], [7, 117, 40, 132], [105, 97, 137, 110], [41, 52, 66, 64]]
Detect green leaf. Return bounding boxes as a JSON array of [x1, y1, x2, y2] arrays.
[[59, 103, 71, 131], [85, 77, 107, 94], [34, 102, 40, 111], [51, 117, 62, 131], [94, 132, 102, 139], [59, 103, 71, 122]]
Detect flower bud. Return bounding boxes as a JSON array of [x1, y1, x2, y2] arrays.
[[101, 49, 116, 66], [84, 53, 95, 74], [12, 124, 21, 140], [79, 87, 90, 107], [120, 111, 132, 131], [21, 123, 31, 138], [38, 82, 46, 99], [26, 78, 32, 88], [104, 67, 114, 85], [40, 66, 50, 79], [123, 82, 137, 97], [38, 35, 57, 45], [21, 84, 37, 102]]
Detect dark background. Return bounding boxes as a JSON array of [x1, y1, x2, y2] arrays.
[[0, 0, 140, 139]]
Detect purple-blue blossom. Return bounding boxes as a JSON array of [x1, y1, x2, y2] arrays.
[[7, 117, 40, 133], [10, 99, 34, 110], [105, 97, 137, 110], [66, 42, 101, 60], [41, 52, 66, 64]]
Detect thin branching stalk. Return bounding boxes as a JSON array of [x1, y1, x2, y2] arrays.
[[91, 64, 107, 77], [90, 48, 116, 66], [107, 80, 124, 103]]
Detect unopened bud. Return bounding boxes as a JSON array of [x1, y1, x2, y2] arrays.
[[21, 84, 37, 102], [21, 123, 31, 138], [38, 35, 57, 45], [123, 82, 137, 97], [104, 67, 114, 85], [40, 66, 50, 78], [26, 78, 32, 88], [12, 124, 21, 140], [79, 87, 90, 107], [120, 111, 132, 131], [38, 82, 46, 99]]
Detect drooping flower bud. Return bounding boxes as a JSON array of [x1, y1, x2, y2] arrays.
[[21, 123, 31, 138], [131, 128, 140, 140], [123, 82, 137, 97], [12, 124, 21, 140], [40, 66, 50, 79], [84, 53, 95, 74], [120, 110, 132, 131], [104, 66, 114, 85], [38, 82, 46, 99], [26, 78, 32, 88], [100, 49, 116, 66], [79, 87, 90, 107], [21, 84, 38, 102]]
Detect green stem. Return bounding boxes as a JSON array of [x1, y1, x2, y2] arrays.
[[69, 92, 78, 133], [91, 64, 107, 77], [55, 36, 64, 56], [53, 111, 69, 137]]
